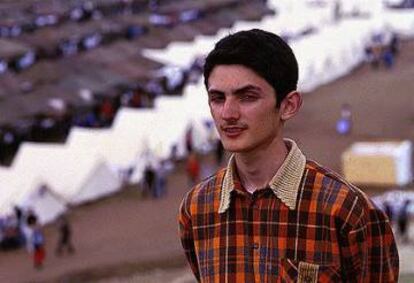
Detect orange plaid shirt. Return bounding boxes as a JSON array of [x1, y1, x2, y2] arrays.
[[178, 140, 399, 282]]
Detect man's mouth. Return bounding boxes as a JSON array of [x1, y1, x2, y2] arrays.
[[221, 126, 247, 138]]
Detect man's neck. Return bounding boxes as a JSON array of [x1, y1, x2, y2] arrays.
[[234, 138, 288, 194]]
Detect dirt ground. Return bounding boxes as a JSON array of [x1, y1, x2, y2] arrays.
[[0, 39, 414, 283]]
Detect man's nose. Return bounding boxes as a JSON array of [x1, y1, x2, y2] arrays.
[[221, 98, 240, 121]]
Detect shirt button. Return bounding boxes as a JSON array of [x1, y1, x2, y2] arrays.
[[251, 243, 259, 250]]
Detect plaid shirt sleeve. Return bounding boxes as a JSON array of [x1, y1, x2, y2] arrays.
[[178, 190, 200, 281], [337, 193, 399, 282]]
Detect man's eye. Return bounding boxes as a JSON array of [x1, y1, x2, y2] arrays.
[[209, 95, 225, 103], [240, 94, 257, 101]]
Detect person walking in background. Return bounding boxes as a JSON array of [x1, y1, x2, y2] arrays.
[[186, 152, 200, 186], [383, 200, 394, 224], [27, 213, 45, 270], [99, 98, 115, 126], [13, 205, 25, 247], [398, 199, 411, 243], [390, 33, 400, 57], [336, 103, 352, 135], [214, 138, 224, 165], [154, 160, 168, 198], [143, 164, 156, 198], [55, 215, 75, 256], [185, 126, 193, 154], [178, 29, 398, 282]]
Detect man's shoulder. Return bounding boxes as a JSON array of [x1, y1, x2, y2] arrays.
[[304, 159, 386, 231], [179, 168, 226, 216], [186, 167, 227, 200], [305, 159, 376, 210]]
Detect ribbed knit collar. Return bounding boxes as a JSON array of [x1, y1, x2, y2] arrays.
[[218, 139, 306, 213]]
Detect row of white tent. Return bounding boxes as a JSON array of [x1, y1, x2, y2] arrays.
[[0, 92, 212, 224], [144, 0, 414, 92], [1, 0, 413, 224]]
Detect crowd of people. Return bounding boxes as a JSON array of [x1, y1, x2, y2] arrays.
[[139, 125, 225, 200], [365, 30, 400, 69], [336, 31, 401, 136], [379, 193, 414, 244], [0, 2, 268, 274], [142, 160, 170, 199], [0, 116, 225, 272], [0, 208, 47, 269], [0, 0, 257, 166], [0, 206, 75, 270], [0, 55, 204, 166]]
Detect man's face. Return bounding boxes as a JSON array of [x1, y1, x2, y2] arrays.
[[207, 65, 283, 154]]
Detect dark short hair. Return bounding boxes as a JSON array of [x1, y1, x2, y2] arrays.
[[203, 29, 298, 107]]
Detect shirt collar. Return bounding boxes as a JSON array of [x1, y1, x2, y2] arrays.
[[218, 139, 306, 213]]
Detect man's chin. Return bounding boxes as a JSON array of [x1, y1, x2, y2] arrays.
[[222, 142, 252, 154]]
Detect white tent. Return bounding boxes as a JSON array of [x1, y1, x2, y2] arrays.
[[292, 17, 381, 92], [0, 165, 66, 223], [67, 125, 145, 170], [111, 108, 159, 159], [0, 167, 22, 217], [182, 81, 217, 151], [11, 143, 121, 205], [0, 167, 67, 223], [114, 98, 206, 162], [66, 108, 166, 171], [19, 183, 67, 224], [151, 96, 191, 158], [69, 160, 121, 204], [383, 8, 414, 38]]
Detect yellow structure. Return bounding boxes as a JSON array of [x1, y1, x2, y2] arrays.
[[342, 140, 412, 186]]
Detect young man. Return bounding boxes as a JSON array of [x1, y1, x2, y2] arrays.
[[178, 29, 399, 282]]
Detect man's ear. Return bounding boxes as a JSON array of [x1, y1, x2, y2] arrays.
[[279, 91, 303, 121]]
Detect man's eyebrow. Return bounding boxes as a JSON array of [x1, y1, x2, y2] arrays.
[[208, 84, 262, 95], [207, 88, 224, 96], [233, 85, 262, 94]]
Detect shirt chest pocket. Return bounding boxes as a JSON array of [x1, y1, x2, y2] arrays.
[[278, 258, 342, 283]]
